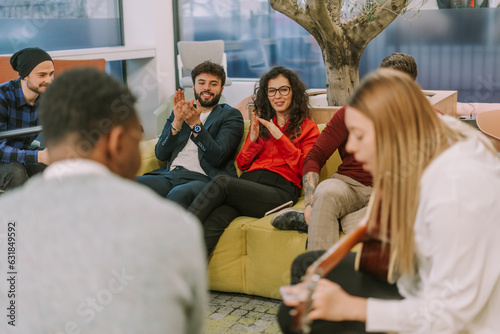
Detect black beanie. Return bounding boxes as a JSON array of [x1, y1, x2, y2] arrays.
[[10, 47, 53, 79]]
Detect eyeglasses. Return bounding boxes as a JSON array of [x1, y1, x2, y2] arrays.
[[267, 85, 291, 97]]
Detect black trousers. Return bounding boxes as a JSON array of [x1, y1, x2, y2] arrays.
[[0, 162, 46, 191], [278, 251, 402, 334], [188, 170, 300, 255]]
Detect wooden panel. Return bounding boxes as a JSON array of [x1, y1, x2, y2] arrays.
[[53, 58, 105, 74], [423, 90, 458, 117], [0, 56, 105, 83], [308, 90, 458, 120], [0, 56, 18, 83], [309, 106, 342, 124]]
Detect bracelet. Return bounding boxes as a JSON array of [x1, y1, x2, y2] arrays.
[[171, 124, 180, 133], [305, 203, 312, 208]]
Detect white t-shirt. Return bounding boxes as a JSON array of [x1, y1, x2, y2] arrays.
[[170, 111, 211, 175]]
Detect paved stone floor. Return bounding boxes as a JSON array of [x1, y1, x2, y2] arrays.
[[204, 291, 282, 333]]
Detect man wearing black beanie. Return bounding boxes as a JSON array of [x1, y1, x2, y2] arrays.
[[0, 47, 54, 192]]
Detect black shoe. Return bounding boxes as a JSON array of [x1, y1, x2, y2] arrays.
[[270, 208, 308, 233]]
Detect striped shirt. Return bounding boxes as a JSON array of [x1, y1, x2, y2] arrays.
[[0, 78, 40, 164]]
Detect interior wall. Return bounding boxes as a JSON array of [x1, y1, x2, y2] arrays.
[[121, 0, 177, 139]]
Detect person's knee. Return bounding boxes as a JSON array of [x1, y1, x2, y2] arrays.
[[212, 175, 231, 186], [314, 179, 349, 201], [167, 184, 200, 208], [0, 163, 29, 190], [136, 175, 170, 197], [291, 251, 324, 284], [202, 175, 232, 198]]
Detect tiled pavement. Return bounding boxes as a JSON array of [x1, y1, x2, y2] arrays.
[[205, 291, 282, 333]]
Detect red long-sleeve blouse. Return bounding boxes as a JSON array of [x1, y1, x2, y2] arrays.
[[236, 118, 319, 188]]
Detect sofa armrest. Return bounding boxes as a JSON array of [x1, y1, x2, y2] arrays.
[[316, 123, 342, 183], [137, 138, 167, 176]]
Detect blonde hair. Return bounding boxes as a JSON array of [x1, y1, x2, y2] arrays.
[[347, 69, 494, 276]]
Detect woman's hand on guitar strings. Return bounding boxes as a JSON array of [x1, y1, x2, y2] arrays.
[[282, 279, 368, 322], [280, 284, 307, 307], [309, 279, 367, 322]]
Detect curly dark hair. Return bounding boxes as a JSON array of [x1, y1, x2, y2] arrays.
[[190, 60, 226, 86], [253, 66, 310, 140], [39, 68, 137, 148]]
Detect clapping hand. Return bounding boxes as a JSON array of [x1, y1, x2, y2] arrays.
[[256, 117, 283, 140], [171, 89, 185, 132], [249, 112, 260, 142], [172, 89, 185, 121], [180, 99, 202, 127], [249, 112, 284, 142]]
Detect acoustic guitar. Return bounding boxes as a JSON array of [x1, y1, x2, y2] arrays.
[[290, 218, 397, 333]]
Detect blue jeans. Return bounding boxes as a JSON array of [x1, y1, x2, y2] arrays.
[[136, 166, 211, 208]]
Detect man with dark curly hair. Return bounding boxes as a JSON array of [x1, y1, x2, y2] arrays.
[[137, 60, 244, 208]]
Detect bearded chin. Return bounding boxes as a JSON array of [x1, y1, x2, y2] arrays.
[[195, 91, 222, 108], [27, 82, 45, 95]]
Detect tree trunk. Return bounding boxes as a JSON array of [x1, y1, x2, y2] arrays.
[[315, 28, 363, 107], [323, 54, 360, 107]]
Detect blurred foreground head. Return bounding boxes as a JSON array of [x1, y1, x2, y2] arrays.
[[39, 68, 143, 179]]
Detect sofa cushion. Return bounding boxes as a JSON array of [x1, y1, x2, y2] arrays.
[[245, 208, 308, 298], [207, 216, 255, 294]]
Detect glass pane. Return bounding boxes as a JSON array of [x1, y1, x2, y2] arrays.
[[0, 0, 122, 54], [360, 7, 500, 103], [178, 0, 327, 89]]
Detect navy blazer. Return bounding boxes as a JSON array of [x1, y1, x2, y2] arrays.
[[151, 103, 244, 178]]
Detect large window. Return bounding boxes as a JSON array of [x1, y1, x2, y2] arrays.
[[178, 0, 500, 102], [0, 0, 122, 54], [178, 0, 326, 89]]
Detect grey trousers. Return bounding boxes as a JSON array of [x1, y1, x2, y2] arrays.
[[308, 173, 372, 250]]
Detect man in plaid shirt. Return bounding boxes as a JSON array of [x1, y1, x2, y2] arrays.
[[0, 47, 54, 191]]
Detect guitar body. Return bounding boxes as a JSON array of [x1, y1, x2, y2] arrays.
[[354, 239, 397, 284]]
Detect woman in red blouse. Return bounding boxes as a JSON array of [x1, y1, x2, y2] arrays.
[[188, 66, 319, 256]]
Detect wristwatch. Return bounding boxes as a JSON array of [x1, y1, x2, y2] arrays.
[[191, 123, 202, 134]]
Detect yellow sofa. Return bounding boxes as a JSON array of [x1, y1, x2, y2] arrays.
[[137, 122, 342, 299]]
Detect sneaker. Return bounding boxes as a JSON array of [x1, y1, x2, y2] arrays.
[[270, 208, 308, 233]]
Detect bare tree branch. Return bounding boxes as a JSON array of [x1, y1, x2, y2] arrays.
[[326, 0, 342, 24], [344, 0, 406, 54], [306, 0, 343, 41], [269, 0, 311, 29]]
